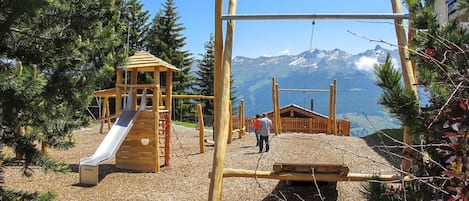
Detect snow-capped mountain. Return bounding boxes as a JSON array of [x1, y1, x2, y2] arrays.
[[230, 45, 401, 136]]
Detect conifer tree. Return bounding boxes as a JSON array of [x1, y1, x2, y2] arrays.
[[146, 0, 195, 120], [369, 1, 469, 199], [122, 0, 150, 53], [195, 34, 237, 115], [0, 0, 128, 179], [195, 34, 216, 115]]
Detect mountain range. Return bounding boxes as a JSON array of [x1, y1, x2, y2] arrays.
[[229, 45, 402, 136]]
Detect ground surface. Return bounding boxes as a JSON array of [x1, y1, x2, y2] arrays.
[[4, 124, 398, 201]]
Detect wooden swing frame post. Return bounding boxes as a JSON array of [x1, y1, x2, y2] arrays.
[[210, 1, 414, 199]]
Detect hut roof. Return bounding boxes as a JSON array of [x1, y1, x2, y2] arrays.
[[119, 51, 180, 72]]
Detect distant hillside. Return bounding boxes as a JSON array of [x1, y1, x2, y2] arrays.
[[229, 45, 401, 136]]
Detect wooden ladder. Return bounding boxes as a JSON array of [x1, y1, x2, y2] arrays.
[[158, 111, 169, 166]]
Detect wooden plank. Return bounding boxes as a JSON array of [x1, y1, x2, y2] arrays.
[[120, 140, 158, 147], [138, 112, 156, 119], [130, 127, 155, 133], [124, 134, 156, 140], [214, 168, 399, 182], [273, 163, 349, 176]]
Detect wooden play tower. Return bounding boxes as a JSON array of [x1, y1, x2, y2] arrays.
[[106, 51, 178, 172]]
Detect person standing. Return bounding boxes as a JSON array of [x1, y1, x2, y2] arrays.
[[253, 114, 260, 146], [258, 113, 272, 153]]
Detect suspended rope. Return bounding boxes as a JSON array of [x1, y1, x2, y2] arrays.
[[121, 0, 132, 109], [303, 20, 316, 115], [309, 20, 316, 51]]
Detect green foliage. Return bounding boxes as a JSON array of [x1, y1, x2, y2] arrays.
[[0, 0, 149, 198], [195, 34, 216, 115], [361, 181, 395, 201], [0, 189, 56, 201], [145, 0, 195, 119], [374, 1, 469, 199], [374, 54, 420, 127], [194, 34, 238, 115]]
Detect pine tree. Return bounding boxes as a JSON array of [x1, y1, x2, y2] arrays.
[[195, 34, 238, 115], [195, 34, 215, 115], [146, 0, 194, 121], [0, 0, 129, 182], [371, 1, 469, 199], [122, 0, 150, 53]]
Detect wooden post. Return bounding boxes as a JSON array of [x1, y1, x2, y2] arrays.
[[116, 68, 123, 114], [209, 0, 236, 200], [332, 80, 337, 135], [99, 97, 110, 134], [105, 97, 111, 129], [197, 104, 205, 153], [240, 99, 245, 136], [271, 77, 277, 134], [390, 0, 419, 174], [275, 83, 281, 134], [165, 71, 173, 165], [228, 101, 233, 144], [131, 68, 138, 110], [328, 84, 333, 134], [153, 67, 161, 171]]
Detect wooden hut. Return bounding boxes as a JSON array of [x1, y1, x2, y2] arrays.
[[267, 104, 350, 135]]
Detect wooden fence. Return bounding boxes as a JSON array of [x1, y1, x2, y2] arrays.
[[233, 117, 350, 136]]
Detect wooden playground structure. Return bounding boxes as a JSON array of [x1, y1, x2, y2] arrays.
[[208, 1, 411, 200], [91, 51, 177, 172]]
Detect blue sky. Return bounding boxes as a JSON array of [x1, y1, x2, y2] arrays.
[[141, 0, 408, 58]]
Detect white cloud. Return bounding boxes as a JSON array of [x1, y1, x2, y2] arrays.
[[279, 48, 290, 55], [391, 58, 401, 69], [354, 56, 378, 71]]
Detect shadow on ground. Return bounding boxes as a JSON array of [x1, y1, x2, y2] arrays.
[[262, 181, 338, 201], [362, 136, 401, 168]]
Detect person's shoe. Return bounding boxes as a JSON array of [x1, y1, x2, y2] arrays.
[[265, 150, 269, 152], [255, 143, 259, 146], [259, 150, 262, 153]]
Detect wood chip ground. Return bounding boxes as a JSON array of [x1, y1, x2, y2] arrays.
[[4, 124, 397, 201]]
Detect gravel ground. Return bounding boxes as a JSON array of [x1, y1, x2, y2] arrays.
[[3, 124, 398, 201]]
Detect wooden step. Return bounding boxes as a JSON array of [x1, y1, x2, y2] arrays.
[[273, 163, 349, 176]]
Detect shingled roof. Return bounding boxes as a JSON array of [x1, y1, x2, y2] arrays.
[[119, 51, 180, 72]]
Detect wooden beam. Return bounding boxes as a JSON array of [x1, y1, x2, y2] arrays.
[[279, 89, 330, 92], [209, 0, 236, 200], [228, 101, 233, 143], [328, 84, 333, 134], [275, 83, 281, 134], [271, 78, 277, 134], [116, 68, 123, 114], [221, 13, 409, 20], [197, 104, 205, 153], [332, 80, 337, 135], [170, 95, 214, 99], [212, 168, 400, 182], [390, 0, 418, 174]]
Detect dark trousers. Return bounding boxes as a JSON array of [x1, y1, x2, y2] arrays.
[[255, 131, 260, 146], [259, 135, 269, 152]]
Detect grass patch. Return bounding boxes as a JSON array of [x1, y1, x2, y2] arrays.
[[362, 128, 404, 146], [173, 120, 213, 130]]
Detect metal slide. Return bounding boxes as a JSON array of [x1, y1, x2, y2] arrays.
[[79, 89, 147, 185]]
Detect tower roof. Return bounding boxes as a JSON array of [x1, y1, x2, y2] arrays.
[[119, 51, 180, 72]]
